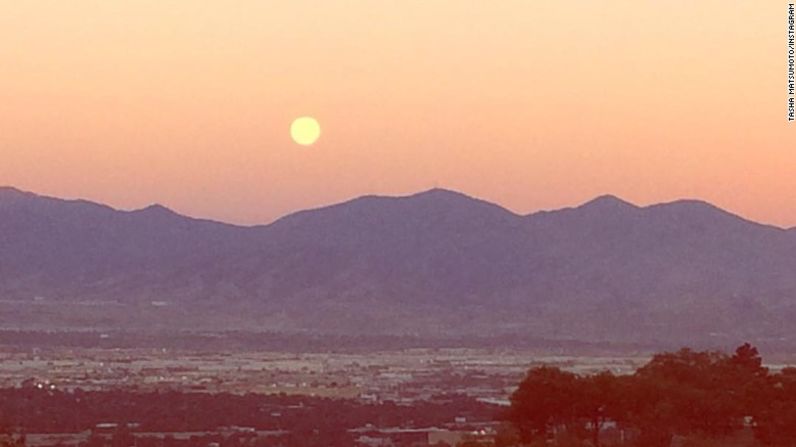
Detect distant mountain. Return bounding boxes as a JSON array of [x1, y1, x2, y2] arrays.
[[2, 186, 796, 345]]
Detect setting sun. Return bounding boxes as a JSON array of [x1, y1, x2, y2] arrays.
[[290, 116, 321, 146]]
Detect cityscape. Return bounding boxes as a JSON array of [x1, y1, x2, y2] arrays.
[[2, 1, 794, 446]]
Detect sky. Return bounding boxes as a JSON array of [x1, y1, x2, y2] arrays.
[[1, 1, 794, 226]]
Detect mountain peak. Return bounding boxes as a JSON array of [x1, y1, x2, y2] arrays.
[[579, 194, 638, 211], [408, 186, 474, 198], [408, 187, 476, 200], [643, 199, 761, 229], [654, 198, 722, 211], [133, 203, 178, 217], [0, 186, 33, 199], [404, 188, 516, 216]]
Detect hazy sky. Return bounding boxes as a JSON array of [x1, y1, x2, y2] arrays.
[[1, 1, 794, 226]]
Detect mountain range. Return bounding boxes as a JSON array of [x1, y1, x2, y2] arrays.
[[2, 186, 796, 346]]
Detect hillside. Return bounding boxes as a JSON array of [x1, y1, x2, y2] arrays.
[[2, 186, 795, 345]]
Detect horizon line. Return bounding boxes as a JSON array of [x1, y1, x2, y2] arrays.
[[1, 184, 793, 232]]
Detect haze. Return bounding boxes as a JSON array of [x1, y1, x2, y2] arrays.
[[0, 1, 793, 226]]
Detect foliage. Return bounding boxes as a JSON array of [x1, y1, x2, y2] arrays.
[[508, 343, 796, 447]]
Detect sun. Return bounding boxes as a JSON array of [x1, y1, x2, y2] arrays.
[[290, 116, 321, 146]]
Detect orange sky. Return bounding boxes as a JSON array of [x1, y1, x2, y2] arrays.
[[1, 1, 794, 226]]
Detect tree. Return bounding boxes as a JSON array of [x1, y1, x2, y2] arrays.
[[507, 344, 772, 447], [629, 348, 747, 444], [752, 367, 796, 446], [575, 371, 624, 447], [0, 426, 24, 447], [730, 343, 765, 375], [508, 366, 579, 443]]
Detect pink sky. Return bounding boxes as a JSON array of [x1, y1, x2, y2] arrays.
[[1, 1, 794, 226]]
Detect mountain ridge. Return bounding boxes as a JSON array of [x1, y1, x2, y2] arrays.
[[1, 185, 795, 345], [2, 185, 789, 230]]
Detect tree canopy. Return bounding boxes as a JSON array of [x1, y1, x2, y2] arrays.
[[508, 344, 796, 447]]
